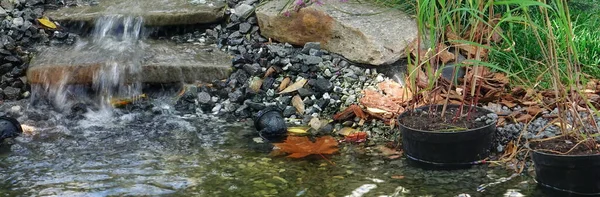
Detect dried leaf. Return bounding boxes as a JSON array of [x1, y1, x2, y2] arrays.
[[273, 136, 339, 158], [497, 117, 506, 126], [500, 99, 517, 108], [288, 126, 310, 134], [278, 77, 291, 92], [515, 114, 533, 123], [264, 67, 277, 78], [292, 95, 305, 114], [280, 78, 307, 94], [37, 16, 57, 29], [526, 106, 544, 116]]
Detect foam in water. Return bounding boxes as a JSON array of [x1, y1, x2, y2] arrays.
[[31, 15, 147, 113]]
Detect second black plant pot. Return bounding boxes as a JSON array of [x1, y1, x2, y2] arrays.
[[398, 104, 496, 170]]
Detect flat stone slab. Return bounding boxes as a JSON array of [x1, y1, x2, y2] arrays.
[[27, 40, 233, 85], [45, 0, 226, 26]]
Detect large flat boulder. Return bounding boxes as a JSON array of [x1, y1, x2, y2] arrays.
[[27, 40, 233, 85], [256, 0, 418, 66], [45, 0, 226, 26]]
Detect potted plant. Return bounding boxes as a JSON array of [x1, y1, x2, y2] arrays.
[[520, 0, 600, 195], [397, 0, 503, 169]]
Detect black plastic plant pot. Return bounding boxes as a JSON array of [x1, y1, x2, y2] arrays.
[[0, 116, 22, 143], [531, 150, 600, 196], [398, 104, 496, 170], [254, 106, 288, 143]]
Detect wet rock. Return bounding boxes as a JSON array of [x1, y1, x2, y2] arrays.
[[256, 0, 417, 65], [3, 86, 20, 100], [198, 92, 213, 104]]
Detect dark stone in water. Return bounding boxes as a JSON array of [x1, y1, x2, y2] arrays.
[[0, 116, 22, 143], [2, 86, 20, 100], [254, 107, 288, 142]]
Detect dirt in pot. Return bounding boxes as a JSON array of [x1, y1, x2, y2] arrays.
[[398, 105, 494, 132], [530, 136, 600, 155]]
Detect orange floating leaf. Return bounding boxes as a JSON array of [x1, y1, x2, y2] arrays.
[[273, 136, 339, 158]]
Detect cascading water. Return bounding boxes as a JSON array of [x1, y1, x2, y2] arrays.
[[31, 15, 146, 112]]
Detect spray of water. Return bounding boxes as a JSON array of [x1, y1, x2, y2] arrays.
[[31, 15, 147, 113]]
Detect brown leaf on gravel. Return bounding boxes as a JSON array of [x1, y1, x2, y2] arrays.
[[292, 95, 305, 114], [500, 99, 518, 108], [280, 78, 307, 94], [264, 67, 277, 78], [497, 117, 506, 126], [515, 114, 533, 123], [526, 106, 544, 116], [278, 77, 291, 92]]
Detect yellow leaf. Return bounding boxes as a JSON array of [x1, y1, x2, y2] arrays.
[[37, 16, 57, 29], [288, 126, 310, 134]]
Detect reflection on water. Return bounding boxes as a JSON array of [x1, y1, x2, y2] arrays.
[[0, 100, 548, 197]]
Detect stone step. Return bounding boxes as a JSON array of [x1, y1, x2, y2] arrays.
[[27, 40, 233, 85], [45, 0, 226, 26]]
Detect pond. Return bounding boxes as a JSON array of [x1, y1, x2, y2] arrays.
[[0, 100, 549, 197]]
